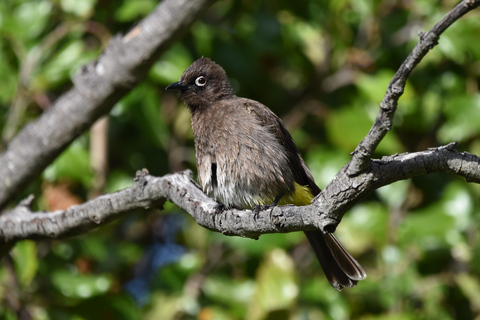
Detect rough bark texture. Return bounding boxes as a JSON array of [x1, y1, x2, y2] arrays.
[[0, 0, 480, 255], [0, 0, 216, 210], [2, 145, 479, 241]]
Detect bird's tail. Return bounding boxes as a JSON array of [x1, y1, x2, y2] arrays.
[[304, 230, 366, 291]]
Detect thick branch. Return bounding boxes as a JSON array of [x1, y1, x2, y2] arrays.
[[1, 144, 479, 242], [348, 0, 480, 175], [1, 0, 479, 259], [0, 0, 216, 210]]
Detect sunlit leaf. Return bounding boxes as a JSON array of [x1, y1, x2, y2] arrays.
[[203, 276, 255, 306], [51, 270, 112, 299], [150, 44, 192, 85], [247, 249, 298, 320], [326, 104, 403, 155], [5, 1, 52, 42], [438, 94, 480, 143], [144, 293, 183, 320], [60, 0, 96, 18]]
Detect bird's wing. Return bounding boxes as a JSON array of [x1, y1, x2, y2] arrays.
[[242, 99, 321, 196], [241, 99, 366, 291]]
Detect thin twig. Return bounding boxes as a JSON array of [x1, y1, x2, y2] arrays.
[[348, 0, 480, 176]]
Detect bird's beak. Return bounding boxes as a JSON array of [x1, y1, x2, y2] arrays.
[[165, 81, 188, 91]]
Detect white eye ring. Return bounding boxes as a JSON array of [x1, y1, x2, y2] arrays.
[[195, 76, 207, 87]]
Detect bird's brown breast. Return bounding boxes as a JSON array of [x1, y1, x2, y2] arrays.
[[191, 98, 295, 208]]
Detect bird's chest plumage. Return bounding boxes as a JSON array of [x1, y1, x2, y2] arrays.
[[191, 100, 294, 209]]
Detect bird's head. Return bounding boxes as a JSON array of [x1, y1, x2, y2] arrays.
[[166, 57, 235, 112]]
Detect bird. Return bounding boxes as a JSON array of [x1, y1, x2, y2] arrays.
[[166, 57, 366, 290]]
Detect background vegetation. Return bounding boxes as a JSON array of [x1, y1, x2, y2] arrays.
[[1, 0, 480, 319]]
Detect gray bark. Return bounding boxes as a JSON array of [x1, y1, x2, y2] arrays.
[[0, 0, 216, 210], [1, 144, 479, 241], [0, 0, 479, 254]]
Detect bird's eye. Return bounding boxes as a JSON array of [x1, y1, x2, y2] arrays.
[[195, 76, 207, 87]]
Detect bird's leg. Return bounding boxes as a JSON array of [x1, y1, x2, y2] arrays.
[[252, 195, 283, 213]]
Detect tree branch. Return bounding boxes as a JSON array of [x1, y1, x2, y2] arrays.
[[1, 1, 479, 258], [1, 144, 479, 242], [315, 143, 480, 229], [348, 0, 480, 175], [0, 0, 216, 210]]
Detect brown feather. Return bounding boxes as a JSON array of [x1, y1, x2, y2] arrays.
[[166, 57, 366, 290]]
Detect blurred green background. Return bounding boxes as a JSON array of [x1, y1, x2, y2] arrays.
[[1, 0, 480, 319]]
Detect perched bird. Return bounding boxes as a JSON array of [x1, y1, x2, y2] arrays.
[[166, 57, 366, 290]]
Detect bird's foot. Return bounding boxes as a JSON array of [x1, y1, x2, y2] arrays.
[[252, 195, 283, 214]]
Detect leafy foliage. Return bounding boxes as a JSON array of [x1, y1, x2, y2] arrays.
[[1, 0, 480, 319]]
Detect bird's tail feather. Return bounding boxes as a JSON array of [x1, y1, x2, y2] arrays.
[[304, 230, 366, 291]]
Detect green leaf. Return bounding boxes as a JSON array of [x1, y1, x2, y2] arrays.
[[145, 293, 184, 320], [104, 170, 134, 193], [326, 104, 403, 155], [51, 270, 112, 299], [356, 71, 395, 103], [107, 294, 143, 320], [150, 44, 192, 85], [11, 240, 38, 287], [439, 16, 480, 63], [78, 235, 110, 261], [398, 204, 455, 249], [34, 40, 97, 90], [4, 1, 52, 42], [305, 146, 351, 188], [115, 0, 157, 22], [301, 276, 351, 319], [191, 22, 214, 57], [442, 180, 474, 231], [60, 0, 96, 18], [43, 138, 93, 187], [456, 273, 480, 311], [0, 49, 19, 104], [438, 94, 480, 143], [203, 276, 255, 306], [247, 249, 298, 320], [120, 83, 170, 149], [218, 232, 303, 257], [376, 180, 410, 209], [338, 202, 389, 252]]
